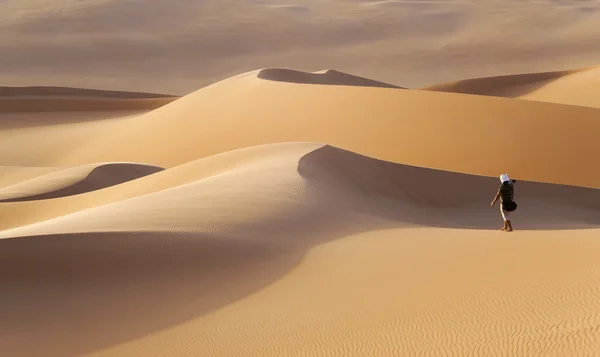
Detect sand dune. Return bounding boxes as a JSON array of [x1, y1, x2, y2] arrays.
[[257, 68, 403, 88], [0, 86, 178, 113], [0, 143, 321, 231], [0, 97, 176, 113], [2, 142, 600, 356], [424, 64, 600, 108], [422, 68, 577, 98], [0, 165, 66, 188], [0, 86, 176, 99], [18, 68, 594, 189], [0, 162, 163, 202], [4, 143, 598, 236]]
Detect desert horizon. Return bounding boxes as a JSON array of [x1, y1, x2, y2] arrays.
[[2, 1, 600, 356]]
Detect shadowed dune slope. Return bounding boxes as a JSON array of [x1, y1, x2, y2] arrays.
[[422, 69, 575, 98], [423, 64, 600, 108], [300, 145, 600, 226], [257, 68, 404, 88], [0, 162, 163, 202], [35, 69, 600, 189], [2, 143, 600, 357]]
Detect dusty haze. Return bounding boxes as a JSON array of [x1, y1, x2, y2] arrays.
[[2, 0, 600, 94]]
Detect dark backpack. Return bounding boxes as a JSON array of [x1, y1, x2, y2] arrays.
[[502, 201, 518, 212], [500, 181, 517, 211]]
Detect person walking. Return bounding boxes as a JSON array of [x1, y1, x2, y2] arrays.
[[491, 174, 517, 232]]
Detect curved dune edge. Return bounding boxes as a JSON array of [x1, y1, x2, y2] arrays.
[[0, 162, 164, 202], [2, 143, 600, 357], [257, 68, 404, 88], [0, 143, 323, 231], [1, 141, 599, 233], [422, 64, 600, 108], [2, 142, 599, 237]]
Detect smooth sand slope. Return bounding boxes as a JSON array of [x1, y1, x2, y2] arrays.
[[2, 68, 600, 356], [1, 68, 597, 186], [423, 64, 600, 108], [0, 165, 67, 188]]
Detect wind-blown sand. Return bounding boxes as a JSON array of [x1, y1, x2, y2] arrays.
[[2, 62, 600, 357], [3, 0, 600, 93]]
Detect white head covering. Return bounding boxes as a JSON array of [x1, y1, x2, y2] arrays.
[[500, 174, 510, 183]]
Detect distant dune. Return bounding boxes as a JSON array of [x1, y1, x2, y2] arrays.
[[0, 162, 163, 202], [0, 97, 177, 113], [422, 69, 576, 98], [0, 86, 177, 99], [423, 65, 600, 108], [0, 86, 178, 112], [257, 68, 403, 88]]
